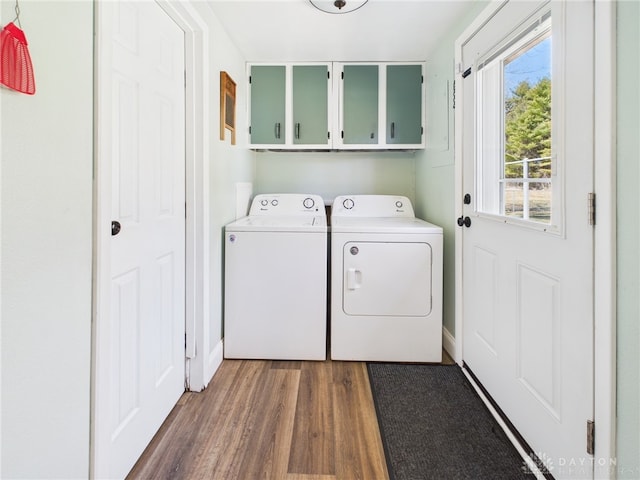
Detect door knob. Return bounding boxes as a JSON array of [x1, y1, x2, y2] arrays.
[[457, 216, 471, 228], [111, 220, 121, 236]]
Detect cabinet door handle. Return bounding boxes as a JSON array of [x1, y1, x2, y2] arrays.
[[275, 122, 281, 139], [391, 122, 395, 139], [295, 123, 300, 139]]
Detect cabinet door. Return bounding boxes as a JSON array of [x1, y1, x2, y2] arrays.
[[386, 64, 423, 145], [342, 65, 379, 145], [292, 65, 329, 145], [250, 65, 285, 145]]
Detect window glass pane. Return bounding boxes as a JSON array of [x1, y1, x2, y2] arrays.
[[503, 34, 552, 223]]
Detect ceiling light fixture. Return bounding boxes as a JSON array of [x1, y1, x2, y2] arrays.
[[309, 0, 369, 14]]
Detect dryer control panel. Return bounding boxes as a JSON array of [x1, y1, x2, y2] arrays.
[[332, 195, 415, 217], [249, 194, 324, 215]]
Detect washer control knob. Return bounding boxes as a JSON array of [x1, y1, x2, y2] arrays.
[[271, 199, 278, 206], [260, 199, 268, 206], [343, 198, 355, 210], [396, 200, 403, 208], [350, 246, 359, 255], [303, 197, 315, 209]]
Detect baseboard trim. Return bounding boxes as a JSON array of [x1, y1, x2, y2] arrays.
[[442, 326, 456, 361], [205, 339, 224, 388]]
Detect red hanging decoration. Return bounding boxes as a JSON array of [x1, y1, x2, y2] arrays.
[[0, 0, 35, 95], [0, 21, 35, 95]]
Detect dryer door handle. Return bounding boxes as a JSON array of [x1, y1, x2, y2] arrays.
[[346, 268, 362, 290]]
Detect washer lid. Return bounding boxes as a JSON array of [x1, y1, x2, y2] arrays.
[[331, 216, 442, 234], [226, 215, 327, 233]]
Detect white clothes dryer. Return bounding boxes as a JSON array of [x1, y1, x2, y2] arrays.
[[224, 194, 327, 360], [330, 195, 443, 362]]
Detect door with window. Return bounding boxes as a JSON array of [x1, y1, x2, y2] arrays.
[[459, 1, 594, 477]]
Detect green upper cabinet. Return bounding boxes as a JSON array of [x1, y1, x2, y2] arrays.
[[341, 64, 379, 145], [250, 65, 286, 145], [292, 65, 330, 145], [386, 64, 423, 145], [337, 62, 425, 150], [248, 62, 424, 150], [249, 63, 331, 148]]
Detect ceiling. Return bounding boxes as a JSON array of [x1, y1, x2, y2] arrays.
[[205, 0, 477, 62]]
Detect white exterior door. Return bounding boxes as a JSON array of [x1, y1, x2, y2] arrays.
[[94, 1, 186, 478], [459, 1, 594, 477]]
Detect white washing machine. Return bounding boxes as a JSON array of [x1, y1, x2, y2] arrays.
[[224, 193, 327, 360], [330, 195, 443, 362]]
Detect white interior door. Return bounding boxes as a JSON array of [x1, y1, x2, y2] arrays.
[[459, 1, 594, 477], [94, 2, 186, 478]]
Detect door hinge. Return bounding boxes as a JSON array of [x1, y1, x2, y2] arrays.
[[587, 420, 595, 455], [453, 80, 456, 109], [588, 193, 596, 226]]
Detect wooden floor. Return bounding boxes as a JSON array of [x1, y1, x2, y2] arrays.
[[127, 358, 390, 480]]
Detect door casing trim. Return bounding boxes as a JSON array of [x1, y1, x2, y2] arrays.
[[153, 0, 217, 392]]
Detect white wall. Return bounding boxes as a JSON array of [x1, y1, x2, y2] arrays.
[[0, 1, 255, 476], [255, 151, 417, 205], [191, 3, 255, 374], [616, 1, 640, 476], [414, 2, 488, 339], [1, 1, 93, 478]]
